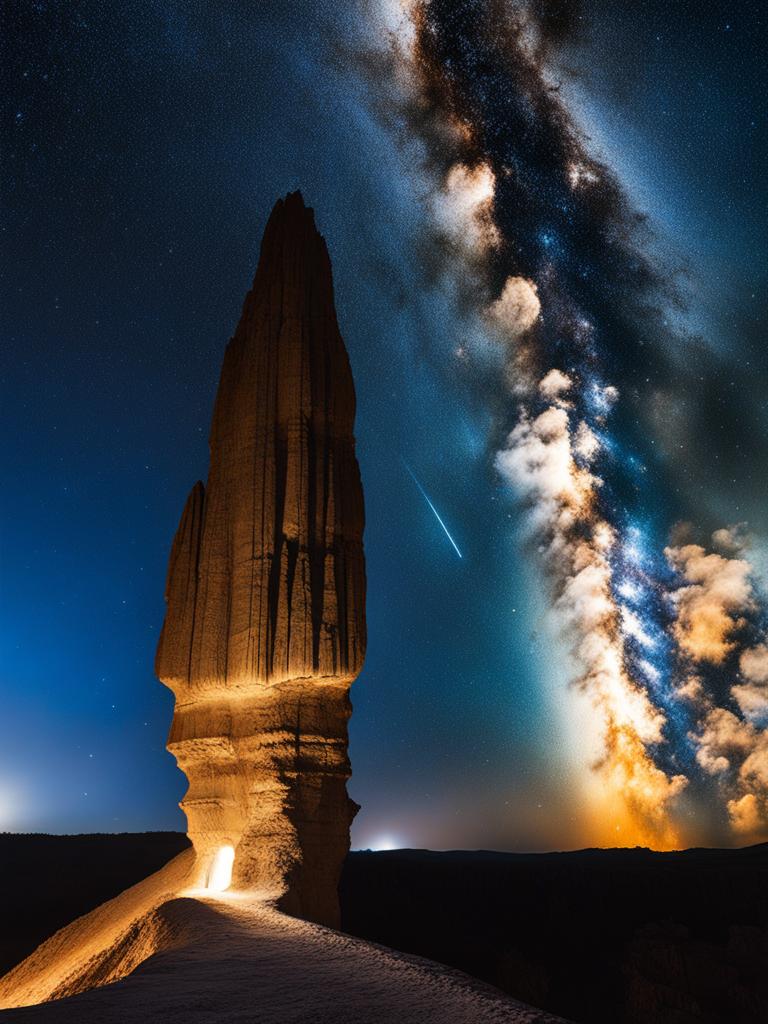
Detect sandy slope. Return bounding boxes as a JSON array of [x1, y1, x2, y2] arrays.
[[0, 849, 199, 1008], [0, 887, 567, 1023]]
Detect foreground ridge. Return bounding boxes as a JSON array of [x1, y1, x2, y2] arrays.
[[0, 888, 569, 1023]]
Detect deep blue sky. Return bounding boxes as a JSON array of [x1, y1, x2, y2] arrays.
[[2, 1, 765, 849]]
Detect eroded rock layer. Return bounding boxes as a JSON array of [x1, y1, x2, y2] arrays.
[[156, 192, 366, 926]]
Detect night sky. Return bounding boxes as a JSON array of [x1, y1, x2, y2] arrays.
[[2, 1, 766, 851]]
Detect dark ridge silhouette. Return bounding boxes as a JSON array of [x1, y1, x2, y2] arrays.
[[0, 833, 190, 976], [341, 845, 768, 1024]]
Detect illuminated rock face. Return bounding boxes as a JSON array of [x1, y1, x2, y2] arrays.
[[156, 193, 366, 927]]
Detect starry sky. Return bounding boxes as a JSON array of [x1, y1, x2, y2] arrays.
[[2, 0, 766, 850]]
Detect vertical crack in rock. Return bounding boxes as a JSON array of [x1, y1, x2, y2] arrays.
[[156, 192, 366, 926]]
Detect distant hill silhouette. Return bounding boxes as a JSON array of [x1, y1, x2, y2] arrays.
[[342, 845, 768, 1023]]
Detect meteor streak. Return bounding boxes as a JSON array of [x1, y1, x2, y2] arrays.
[[403, 461, 463, 559]]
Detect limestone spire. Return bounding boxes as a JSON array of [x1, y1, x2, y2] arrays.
[[156, 193, 366, 926]]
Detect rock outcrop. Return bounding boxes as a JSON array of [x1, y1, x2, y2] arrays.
[[156, 192, 366, 926]]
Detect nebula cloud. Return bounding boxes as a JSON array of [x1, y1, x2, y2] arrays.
[[737, 645, 768, 722], [489, 276, 541, 341], [665, 529, 768, 837], [434, 162, 501, 258], [665, 540, 754, 665], [494, 373, 686, 846], [363, 0, 766, 845]]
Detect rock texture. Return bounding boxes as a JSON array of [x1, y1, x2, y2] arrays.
[[156, 192, 366, 926]]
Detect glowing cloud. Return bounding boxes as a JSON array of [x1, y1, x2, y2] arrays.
[[727, 793, 762, 834], [666, 530, 768, 838], [664, 542, 753, 664], [434, 162, 500, 256], [496, 380, 686, 848], [567, 161, 600, 190], [489, 276, 541, 340], [691, 707, 768, 836], [693, 708, 755, 775], [740, 644, 768, 684], [735, 644, 768, 724]]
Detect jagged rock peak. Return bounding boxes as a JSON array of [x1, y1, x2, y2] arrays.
[[157, 191, 366, 695], [155, 193, 367, 926]]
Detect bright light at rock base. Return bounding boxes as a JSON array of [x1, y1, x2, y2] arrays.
[[206, 845, 235, 891]]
